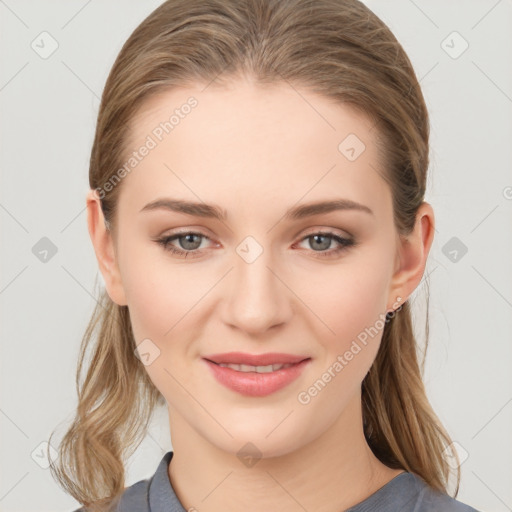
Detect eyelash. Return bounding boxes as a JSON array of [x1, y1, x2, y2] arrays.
[[154, 230, 356, 259]]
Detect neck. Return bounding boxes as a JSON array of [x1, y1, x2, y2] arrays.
[[166, 393, 404, 512]]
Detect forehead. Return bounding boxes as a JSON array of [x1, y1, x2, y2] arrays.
[[118, 79, 392, 224]]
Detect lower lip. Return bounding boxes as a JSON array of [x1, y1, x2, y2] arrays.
[[203, 358, 311, 397]]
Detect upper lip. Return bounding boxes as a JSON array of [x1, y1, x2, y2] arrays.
[[203, 352, 310, 366]]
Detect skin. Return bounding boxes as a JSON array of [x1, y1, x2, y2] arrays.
[[86, 78, 435, 512]]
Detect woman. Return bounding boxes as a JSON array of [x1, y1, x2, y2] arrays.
[[49, 1, 482, 511]]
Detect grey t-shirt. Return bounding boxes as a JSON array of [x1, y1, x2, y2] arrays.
[[73, 451, 481, 512]]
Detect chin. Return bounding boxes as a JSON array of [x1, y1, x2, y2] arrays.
[[208, 424, 306, 462]]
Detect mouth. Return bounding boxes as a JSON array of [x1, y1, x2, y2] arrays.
[[202, 351, 310, 367], [204, 359, 310, 373], [202, 355, 312, 397]]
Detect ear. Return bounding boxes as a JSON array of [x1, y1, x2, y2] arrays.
[[86, 189, 128, 306], [386, 201, 435, 312]]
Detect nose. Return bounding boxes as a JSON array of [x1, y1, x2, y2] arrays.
[[220, 243, 293, 335]]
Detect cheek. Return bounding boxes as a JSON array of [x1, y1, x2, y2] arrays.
[[119, 252, 201, 400], [300, 254, 392, 358], [122, 271, 171, 341], [293, 260, 392, 410], [118, 238, 205, 341]]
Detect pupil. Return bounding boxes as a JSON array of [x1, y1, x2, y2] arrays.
[[181, 234, 201, 250], [311, 234, 330, 251]]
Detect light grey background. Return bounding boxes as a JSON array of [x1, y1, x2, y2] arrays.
[[1, 1, 511, 511]]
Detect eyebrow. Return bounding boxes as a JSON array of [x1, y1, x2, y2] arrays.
[[139, 197, 374, 221]]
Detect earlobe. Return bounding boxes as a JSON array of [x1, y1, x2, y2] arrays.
[[387, 202, 435, 312], [85, 189, 128, 306]]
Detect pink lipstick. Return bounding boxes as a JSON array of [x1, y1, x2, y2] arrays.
[[202, 352, 311, 397]]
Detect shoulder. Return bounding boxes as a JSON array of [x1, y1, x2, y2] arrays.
[[347, 472, 482, 512], [70, 451, 177, 512], [390, 472, 482, 512], [415, 480, 482, 512]]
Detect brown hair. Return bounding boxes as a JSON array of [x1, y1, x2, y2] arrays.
[[49, 1, 461, 510]]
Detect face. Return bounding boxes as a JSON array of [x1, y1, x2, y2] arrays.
[[90, 79, 419, 459]]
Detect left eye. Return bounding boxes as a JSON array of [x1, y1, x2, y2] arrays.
[[155, 231, 355, 258], [295, 232, 355, 257], [156, 232, 210, 257]]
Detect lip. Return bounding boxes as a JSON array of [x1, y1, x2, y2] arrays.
[[203, 352, 310, 366], [203, 357, 312, 397]]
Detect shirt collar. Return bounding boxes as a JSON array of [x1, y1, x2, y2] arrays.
[[148, 451, 187, 512]]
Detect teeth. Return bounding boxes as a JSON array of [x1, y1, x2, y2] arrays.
[[217, 362, 295, 372]]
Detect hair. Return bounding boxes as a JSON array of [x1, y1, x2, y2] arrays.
[[48, 1, 462, 510]]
